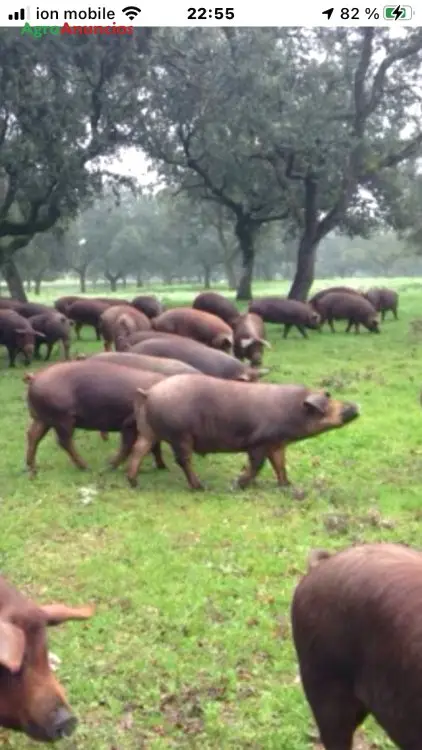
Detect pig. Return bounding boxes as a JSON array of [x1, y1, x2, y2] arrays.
[[291, 542, 422, 750], [88, 351, 200, 376], [131, 336, 268, 381], [26, 360, 167, 477], [99, 305, 151, 351], [115, 328, 179, 352], [95, 297, 132, 307], [28, 312, 73, 361], [66, 299, 110, 340], [316, 292, 380, 333], [152, 308, 234, 353], [308, 286, 363, 310], [192, 291, 239, 326], [15, 302, 53, 318], [131, 295, 163, 319], [364, 287, 398, 320], [0, 297, 22, 310], [54, 295, 81, 315], [0, 309, 45, 367], [128, 375, 359, 489], [232, 312, 270, 366], [248, 297, 320, 339], [0, 573, 93, 742]]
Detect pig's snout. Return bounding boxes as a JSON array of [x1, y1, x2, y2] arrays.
[[23, 344, 34, 363], [341, 402, 360, 424], [27, 705, 77, 743]]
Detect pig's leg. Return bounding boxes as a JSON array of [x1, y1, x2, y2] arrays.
[[26, 419, 51, 476], [100, 431, 109, 441], [44, 342, 53, 361], [62, 338, 70, 360], [126, 434, 155, 486], [282, 324, 291, 339], [54, 423, 88, 470], [267, 444, 290, 486], [328, 319, 336, 333], [236, 447, 267, 489], [95, 325, 101, 341], [300, 674, 366, 750], [152, 441, 167, 470], [108, 425, 137, 469], [297, 325, 308, 339], [74, 322, 82, 340], [103, 339, 112, 352], [171, 437, 204, 490]]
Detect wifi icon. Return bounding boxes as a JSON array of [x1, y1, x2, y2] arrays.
[[122, 5, 141, 19]]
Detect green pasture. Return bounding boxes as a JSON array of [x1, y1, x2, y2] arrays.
[[1, 278, 421, 749]]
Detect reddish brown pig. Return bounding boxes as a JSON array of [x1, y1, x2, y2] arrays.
[[248, 297, 320, 339], [88, 350, 200, 376], [291, 543, 422, 750], [115, 328, 179, 352], [15, 302, 53, 318], [192, 291, 239, 326], [316, 292, 380, 333], [26, 361, 167, 477], [54, 295, 81, 315], [128, 375, 359, 489], [0, 310, 45, 367], [0, 574, 93, 741], [28, 312, 73, 361], [152, 308, 234, 352], [131, 336, 267, 381], [308, 286, 363, 310], [131, 295, 163, 319], [364, 287, 398, 320], [66, 299, 110, 340], [99, 305, 150, 351], [233, 312, 270, 366], [0, 297, 22, 310]]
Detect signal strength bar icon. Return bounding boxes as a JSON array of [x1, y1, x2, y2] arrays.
[[8, 7, 26, 19]]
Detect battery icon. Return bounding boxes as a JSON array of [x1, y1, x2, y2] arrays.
[[383, 5, 413, 19]]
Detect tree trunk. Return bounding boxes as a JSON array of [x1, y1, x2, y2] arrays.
[[105, 274, 119, 292], [203, 265, 211, 289], [287, 234, 318, 301], [223, 258, 237, 290], [34, 273, 44, 295], [79, 270, 87, 294], [2, 258, 27, 301], [26, 279, 32, 292], [136, 271, 143, 288], [235, 219, 257, 301], [122, 277, 127, 288]]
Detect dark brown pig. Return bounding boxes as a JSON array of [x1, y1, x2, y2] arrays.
[[364, 287, 398, 320], [115, 328, 180, 352], [0, 310, 45, 367], [15, 302, 53, 318], [233, 313, 270, 366], [99, 305, 150, 351], [192, 291, 239, 326], [248, 297, 320, 339], [66, 299, 110, 340], [28, 312, 73, 361], [291, 543, 422, 750], [88, 351, 200, 376], [0, 297, 22, 310], [316, 292, 380, 333], [0, 574, 93, 742], [26, 360, 167, 477], [308, 286, 363, 310], [128, 375, 359, 488], [131, 336, 268, 381], [95, 297, 131, 307], [131, 295, 163, 319], [54, 295, 81, 315], [152, 308, 234, 352]]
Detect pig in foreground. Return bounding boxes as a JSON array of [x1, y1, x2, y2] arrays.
[[128, 374, 359, 489], [0, 574, 93, 742], [192, 291, 240, 326], [233, 312, 270, 366], [248, 297, 320, 339], [131, 336, 267, 381], [26, 360, 167, 476], [28, 312, 73, 361], [152, 308, 234, 352], [364, 287, 398, 321], [0, 309, 45, 367], [316, 292, 380, 333], [291, 542, 422, 750]]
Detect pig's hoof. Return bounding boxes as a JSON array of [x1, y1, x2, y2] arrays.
[[127, 476, 138, 488], [190, 483, 205, 491], [156, 463, 168, 471]]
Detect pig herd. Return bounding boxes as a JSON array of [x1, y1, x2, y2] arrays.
[[1, 285, 416, 749]]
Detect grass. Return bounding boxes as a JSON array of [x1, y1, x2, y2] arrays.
[[1, 277, 422, 748]]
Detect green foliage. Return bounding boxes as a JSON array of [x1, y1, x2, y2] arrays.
[[0, 278, 419, 749]]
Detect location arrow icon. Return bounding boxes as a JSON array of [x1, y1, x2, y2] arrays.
[[322, 7, 334, 19]]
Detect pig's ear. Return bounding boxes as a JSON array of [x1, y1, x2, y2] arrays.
[[0, 620, 26, 672], [41, 604, 95, 626], [304, 393, 329, 415]]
